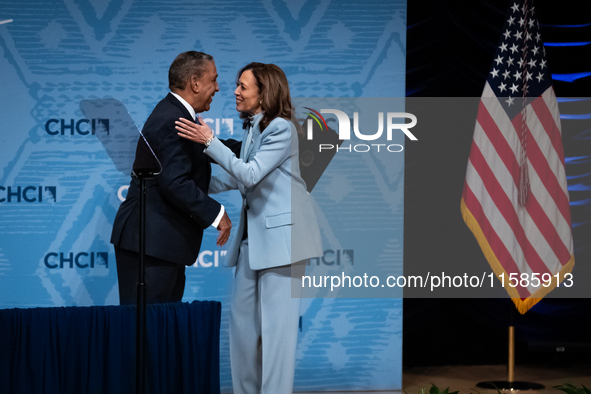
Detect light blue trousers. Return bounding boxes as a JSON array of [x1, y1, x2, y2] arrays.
[[229, 238, 304, 394]]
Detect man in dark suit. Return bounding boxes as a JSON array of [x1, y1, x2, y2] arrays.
[[111, 51, 237, 305]]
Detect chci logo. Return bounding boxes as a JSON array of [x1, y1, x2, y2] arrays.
[[44, 252, 108, 269], [45, 118, 109, 136], [304, 108, 417, 153], [0, 186, 56, 203], [308, 249, 354, 266]]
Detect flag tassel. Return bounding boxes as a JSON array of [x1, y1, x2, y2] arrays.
[[518, 161, 530, 206]]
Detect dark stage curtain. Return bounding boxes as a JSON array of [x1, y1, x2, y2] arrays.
[[405, 0, 591, 367], [0, 301, 221, 394]]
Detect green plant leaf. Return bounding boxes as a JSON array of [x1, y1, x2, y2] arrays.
[[555, 384, 591, 394]]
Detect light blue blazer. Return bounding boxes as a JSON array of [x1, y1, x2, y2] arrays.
[[206, 113, 323, 270]]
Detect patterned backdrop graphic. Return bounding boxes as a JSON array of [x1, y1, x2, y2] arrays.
[[0, 0, 406, 390]]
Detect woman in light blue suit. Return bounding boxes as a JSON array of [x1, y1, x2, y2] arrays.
[[176, 62, 322, 394]]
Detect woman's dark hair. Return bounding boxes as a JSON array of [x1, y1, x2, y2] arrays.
[[169, 51, 213, 91], [237, 62, 292, 131]]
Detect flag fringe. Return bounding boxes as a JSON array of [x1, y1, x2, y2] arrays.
[[460, 197, 574, 314], [521, 253, 575, 312]]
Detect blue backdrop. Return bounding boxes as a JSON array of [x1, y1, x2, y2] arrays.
[[0, 0, 406, 390]]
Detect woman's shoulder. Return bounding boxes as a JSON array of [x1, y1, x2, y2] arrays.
[[264, 116, 292, 132]]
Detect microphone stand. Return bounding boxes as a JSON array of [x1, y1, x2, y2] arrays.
[[78, 99, 160, 394], [136, 174, 149, 394], [133, 136, 161, 394]]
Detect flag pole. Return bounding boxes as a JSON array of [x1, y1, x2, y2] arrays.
[[508, 325, 515, 382], [508, 306, 515, 383], [476, 304, 543, 390]]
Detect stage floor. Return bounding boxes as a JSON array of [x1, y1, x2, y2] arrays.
[[296, 364, 591, 394]]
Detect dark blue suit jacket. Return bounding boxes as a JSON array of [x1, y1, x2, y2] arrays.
[[111, 93, 239, 266]]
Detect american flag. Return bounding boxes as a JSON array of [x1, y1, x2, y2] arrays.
[[461, 0, 574, 313]]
